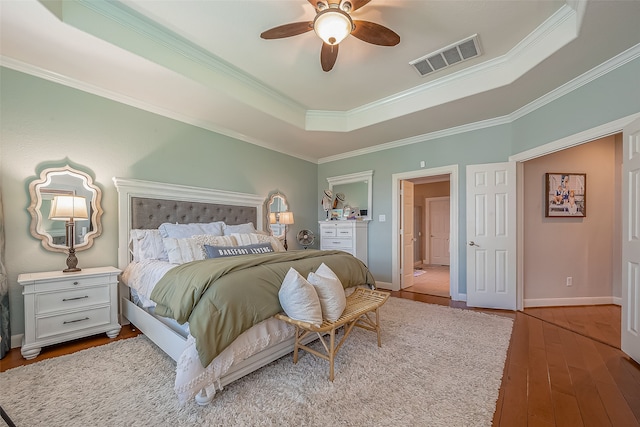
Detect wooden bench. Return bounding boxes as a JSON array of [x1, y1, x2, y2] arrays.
[[275, 287, 390, 381]]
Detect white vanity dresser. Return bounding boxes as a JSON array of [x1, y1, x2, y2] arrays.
[[321, 170, 373, 266], [319, 220, 368, 265]]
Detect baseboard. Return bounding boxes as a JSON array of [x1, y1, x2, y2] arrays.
[[524, 296, 621, 308], [375, 281, 396, 291], [10, 334, 23, 349]]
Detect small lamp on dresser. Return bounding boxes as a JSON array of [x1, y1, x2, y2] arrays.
[[49, 195, 89, 272]]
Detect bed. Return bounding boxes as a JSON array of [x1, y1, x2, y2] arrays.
[[113, 178, 376, 405]]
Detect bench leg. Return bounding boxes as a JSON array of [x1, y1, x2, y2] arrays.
[[293, 325, 300, 364], [329, 328, 336, 382]]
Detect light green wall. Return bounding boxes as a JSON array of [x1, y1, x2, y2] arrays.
[[0, 67, 317, 337], [319, 57, 640, 292], [2, 56, 639, 339]]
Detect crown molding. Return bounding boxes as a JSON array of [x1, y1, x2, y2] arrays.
[[307, 4, 579, 132], [318, 42, 640, 164], [54, 0, 308, 129], [0, 56, 317, 164]]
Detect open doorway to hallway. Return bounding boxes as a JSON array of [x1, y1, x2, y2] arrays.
[[402, 175, 451, 297]]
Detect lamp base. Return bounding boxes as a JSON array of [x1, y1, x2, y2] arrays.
[[63, 248, 81, 273]]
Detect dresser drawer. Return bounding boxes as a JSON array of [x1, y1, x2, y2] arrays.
[[36, 306, 111, 340], [321, 238, 353, 250], [36, 285, 110, 315], [34, 274, 112, 293], [320, 225, 354, 238]]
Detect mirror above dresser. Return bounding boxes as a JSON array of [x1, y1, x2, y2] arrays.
[[326, 170, 373, 221]]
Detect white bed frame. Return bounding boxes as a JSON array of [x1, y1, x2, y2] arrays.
[[113, 177, 315, 405]]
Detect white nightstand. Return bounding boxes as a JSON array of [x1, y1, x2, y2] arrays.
[[18, 266, 121, 360]]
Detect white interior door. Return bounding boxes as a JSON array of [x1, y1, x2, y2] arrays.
[[429, 198, 450, 265], [466, 162, 517, 310], [622, 117, 640, 364], [401, 180, 415, 289]]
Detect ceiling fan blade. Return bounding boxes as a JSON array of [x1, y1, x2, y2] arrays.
[[260, 22, 313, 39], [351, 21, 400, 46], [321, 42, 339, 72], [348, 0, 371, 12]]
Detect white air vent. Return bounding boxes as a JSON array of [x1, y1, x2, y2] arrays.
[[410, 34, 481, 77]]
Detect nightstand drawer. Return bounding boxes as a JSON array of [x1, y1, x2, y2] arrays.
[[34, 275, 109, 293], [36, 285, 110, 315], [36, 306, 111, 340]]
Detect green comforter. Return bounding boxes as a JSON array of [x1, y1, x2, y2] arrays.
[[150, 250, 375, 367]]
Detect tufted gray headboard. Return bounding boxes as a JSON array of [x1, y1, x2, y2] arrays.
[[130, 197, 257, 229], [113, 177, 264, 269]]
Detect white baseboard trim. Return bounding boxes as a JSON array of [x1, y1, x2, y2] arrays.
[[375, 281, 396, 291], [455, 293, 467, 302], [524, 296, 621, 307], [11, 334, 23, 349]]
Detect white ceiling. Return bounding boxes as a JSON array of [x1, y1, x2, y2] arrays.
[[1, 0, 639, 163]]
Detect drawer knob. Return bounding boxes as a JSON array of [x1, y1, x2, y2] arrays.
[[73, 281, 79, 285]]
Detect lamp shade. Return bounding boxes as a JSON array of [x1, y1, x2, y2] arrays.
[[49, 196, 89, 221], [314, 8, 353, 45], [269, 212, 278, 224], [279, 211, 294, 225]]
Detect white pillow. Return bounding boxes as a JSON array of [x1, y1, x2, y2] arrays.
[[158, 221, 225, 238], [130, 229, 168, 262], [232, 233, 286, 252], [223, 222, 258, 235], [307, 263, 346, 322], [163, 235, 237, 264], [278, 268, 323, 327]]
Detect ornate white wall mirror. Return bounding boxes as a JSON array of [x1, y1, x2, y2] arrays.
[[28, 164, 103, 252], [326, 170, 373, 221], [265, 191, 289, 239]]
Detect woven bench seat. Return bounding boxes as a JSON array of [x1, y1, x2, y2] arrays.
[[275, 287, 390, 381]]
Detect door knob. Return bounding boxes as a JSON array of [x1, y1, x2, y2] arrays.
[[468, 241, 479, 247]]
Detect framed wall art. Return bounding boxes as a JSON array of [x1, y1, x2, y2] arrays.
[[545, 173, 586, 217]]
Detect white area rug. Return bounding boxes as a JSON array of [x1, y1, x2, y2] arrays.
[[1, 297, 513, 427]]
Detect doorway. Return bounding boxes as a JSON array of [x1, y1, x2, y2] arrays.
[[391, 165, 459, 298]]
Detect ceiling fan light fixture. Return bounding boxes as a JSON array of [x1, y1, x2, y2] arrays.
[[313, 8, 353, 45]]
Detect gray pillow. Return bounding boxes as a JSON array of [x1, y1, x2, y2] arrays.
[[204, 243, 274, 259]]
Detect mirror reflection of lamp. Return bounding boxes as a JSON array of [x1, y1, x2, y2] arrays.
[[270, 211, 294, 250], [49, 195, 89, 272]]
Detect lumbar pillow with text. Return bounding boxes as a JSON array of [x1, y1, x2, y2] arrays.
[[204, 243, 274, 259], [307, 263, 346, 322], [278, 267, 322, 327]]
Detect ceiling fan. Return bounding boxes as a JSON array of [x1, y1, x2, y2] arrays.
[[260, 0, 400, 72]]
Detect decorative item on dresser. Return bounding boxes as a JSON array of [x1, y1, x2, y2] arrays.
[[48, 195, 89, 272], [18, 266, 121, 360], [319, 220, 368, 265]]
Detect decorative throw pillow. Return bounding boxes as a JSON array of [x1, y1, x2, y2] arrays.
[[278, 268, 323, 327], [130, 229, 168, 261], [307, 263, 346, 322], [159, 221, 225, 238], [231, 233, 286, 252], [223, 222, 258, 236], [163, 235, 237, 264], [204, 243, 275, 258]]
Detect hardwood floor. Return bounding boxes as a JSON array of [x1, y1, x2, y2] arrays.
[[0, 324, 140, 372], [2, 294, 639, 427]]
